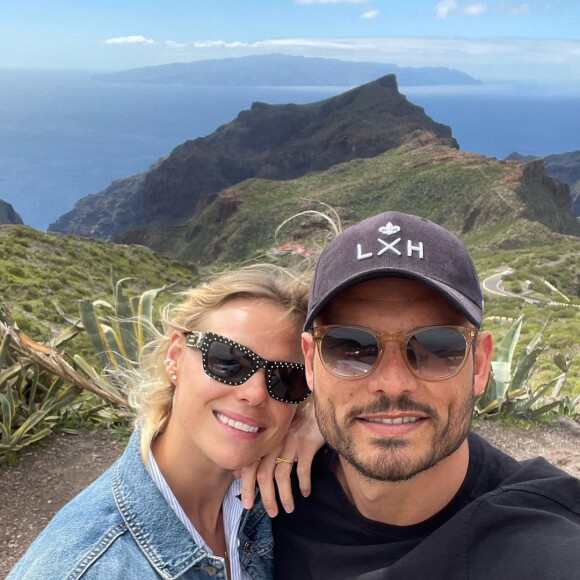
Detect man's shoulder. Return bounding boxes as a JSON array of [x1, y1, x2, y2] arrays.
[[459, 437, 580, 579], [463, 474, 580, 578]]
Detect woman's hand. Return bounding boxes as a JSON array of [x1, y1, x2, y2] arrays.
[[241, 404, 324, 517]]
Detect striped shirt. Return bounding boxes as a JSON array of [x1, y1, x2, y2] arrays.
[[147, 450, 248, 580]]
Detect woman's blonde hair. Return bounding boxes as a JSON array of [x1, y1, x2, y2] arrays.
[[129, 264, 310, 460]]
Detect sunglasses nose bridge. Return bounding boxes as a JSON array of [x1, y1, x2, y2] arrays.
[[373, 334, 412, 375]]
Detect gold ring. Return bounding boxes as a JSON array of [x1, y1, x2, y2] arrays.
[[275, 457, 293, 465]]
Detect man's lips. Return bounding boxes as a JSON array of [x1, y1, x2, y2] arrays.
[[214, 411, 265, 434], [360, 415, 423, 425]]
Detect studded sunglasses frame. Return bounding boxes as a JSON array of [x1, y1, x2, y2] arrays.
[[185, 331, 310, 404], [310, 324, 479, 382]]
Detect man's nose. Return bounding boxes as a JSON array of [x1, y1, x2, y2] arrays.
[[364, 341, 421, 396]]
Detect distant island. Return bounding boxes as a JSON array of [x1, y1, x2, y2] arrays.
[[94, 53, 481, 87]]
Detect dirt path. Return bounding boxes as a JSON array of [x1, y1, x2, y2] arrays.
[[1, 422, 580, 577]]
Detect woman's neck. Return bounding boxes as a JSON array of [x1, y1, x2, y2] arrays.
[[151, 427, 234, 555]]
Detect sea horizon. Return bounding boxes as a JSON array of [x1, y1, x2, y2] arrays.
[[1, 68, 579, 229]]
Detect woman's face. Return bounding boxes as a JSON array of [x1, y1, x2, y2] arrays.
[[163, 298, 302, 472]]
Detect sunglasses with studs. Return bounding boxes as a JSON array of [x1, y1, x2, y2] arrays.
[[185, 331, 311, 404]]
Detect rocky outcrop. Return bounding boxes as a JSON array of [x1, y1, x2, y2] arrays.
[[0, 200, 23, 225], [516, 160, 580, 235], [48, 168, 152, 239], [49, 75, 457, 240], [506, 151, 580, 216], [543, 151, 580, 216]]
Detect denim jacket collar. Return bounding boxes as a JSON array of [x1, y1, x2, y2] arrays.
[[112, 432, 221, 577]]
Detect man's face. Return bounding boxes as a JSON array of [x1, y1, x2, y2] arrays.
[[302, 278, 493, 482]]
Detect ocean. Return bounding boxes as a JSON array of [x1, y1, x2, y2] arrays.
[[1, 69, 579, 230]]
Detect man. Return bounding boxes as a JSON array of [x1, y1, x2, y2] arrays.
[[273, 210, 580, 579]]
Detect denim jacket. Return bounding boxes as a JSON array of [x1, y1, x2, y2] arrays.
[[9, 432, 273, 580]]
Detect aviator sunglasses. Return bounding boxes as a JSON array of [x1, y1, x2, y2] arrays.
[[311, 325, 479, 381], [185, 331, 311, 404]]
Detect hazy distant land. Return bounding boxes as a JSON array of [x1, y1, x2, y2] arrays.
[[94, 53, 481, 87]]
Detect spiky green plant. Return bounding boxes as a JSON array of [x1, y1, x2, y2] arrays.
[[475, 316, 575, 419], [72, 271, 173, 372], [0, 307, 128, 459]]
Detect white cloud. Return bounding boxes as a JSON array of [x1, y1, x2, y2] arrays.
[[104, 35, 155, 45], [361, 9, 380, 18], [436, 0, 458, 18], [192, 40, 250, 48], [295, 0, 369, 4], [436, 0, 487, 18], [464, 3, 487, 15], [500, 2, 531, 15]]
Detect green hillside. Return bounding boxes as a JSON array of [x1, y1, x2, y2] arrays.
[[0, 225, 198, 339]]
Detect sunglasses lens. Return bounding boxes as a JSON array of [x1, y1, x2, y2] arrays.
[[207, 340, 253, 382], [407, 327, 468, 378], [268, 367, 310, 404], [320, 327, 379, 377]]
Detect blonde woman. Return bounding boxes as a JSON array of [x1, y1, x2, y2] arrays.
[[10, 264, 312, 580]]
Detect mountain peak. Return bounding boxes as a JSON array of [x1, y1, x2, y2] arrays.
[[50, 76, 457, 239], [0, 199, 23, 225]]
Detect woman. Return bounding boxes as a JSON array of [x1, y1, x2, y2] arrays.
[[9, 264, 311, 580]]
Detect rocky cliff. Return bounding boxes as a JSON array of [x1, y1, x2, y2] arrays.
[[49, 75, 457, 240], [0, 200, 23, 225], [49, 170, 149, 238], [121, 133, 580, 265], [506, 151, 580, 216]]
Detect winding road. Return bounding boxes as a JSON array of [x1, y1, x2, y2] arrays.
[[482, 269, 579, 309]]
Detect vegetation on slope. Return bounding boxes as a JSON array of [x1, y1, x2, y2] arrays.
[[0, 225, 197, 339]]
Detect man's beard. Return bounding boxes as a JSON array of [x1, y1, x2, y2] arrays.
[[313, 386, 475, 482]]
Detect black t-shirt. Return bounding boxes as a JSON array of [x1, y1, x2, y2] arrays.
[[273, 432, 580, 579]]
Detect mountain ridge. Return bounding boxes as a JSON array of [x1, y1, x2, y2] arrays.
[[118, 133, 580, 265], [49, 75, 457, 239]]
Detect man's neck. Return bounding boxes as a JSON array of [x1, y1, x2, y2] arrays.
[[334, 440, 470, 526]]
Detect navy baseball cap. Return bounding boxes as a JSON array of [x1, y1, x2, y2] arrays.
[[305, 211, 483, 329]]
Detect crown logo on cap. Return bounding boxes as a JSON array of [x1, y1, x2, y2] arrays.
[[378, 222, 400, 236]]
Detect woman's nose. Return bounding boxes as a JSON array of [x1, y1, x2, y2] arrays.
[[234, 370, 269, 406]]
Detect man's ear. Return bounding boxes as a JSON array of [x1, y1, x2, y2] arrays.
[[301, 332, 316, 392], [472, 330, 494, 397]]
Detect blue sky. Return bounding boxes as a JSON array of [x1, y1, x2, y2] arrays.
[[1, 0, 580, 81]]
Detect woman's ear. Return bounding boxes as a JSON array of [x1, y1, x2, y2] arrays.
[[166, 331, 184, 360], [165, 331, 185, 384]]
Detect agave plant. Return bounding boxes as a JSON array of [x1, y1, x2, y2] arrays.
[[0, 269, 177, 459], [0, 307, 127, 458], [475, 316, 574, 419], [54, 270, 174, 392]]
